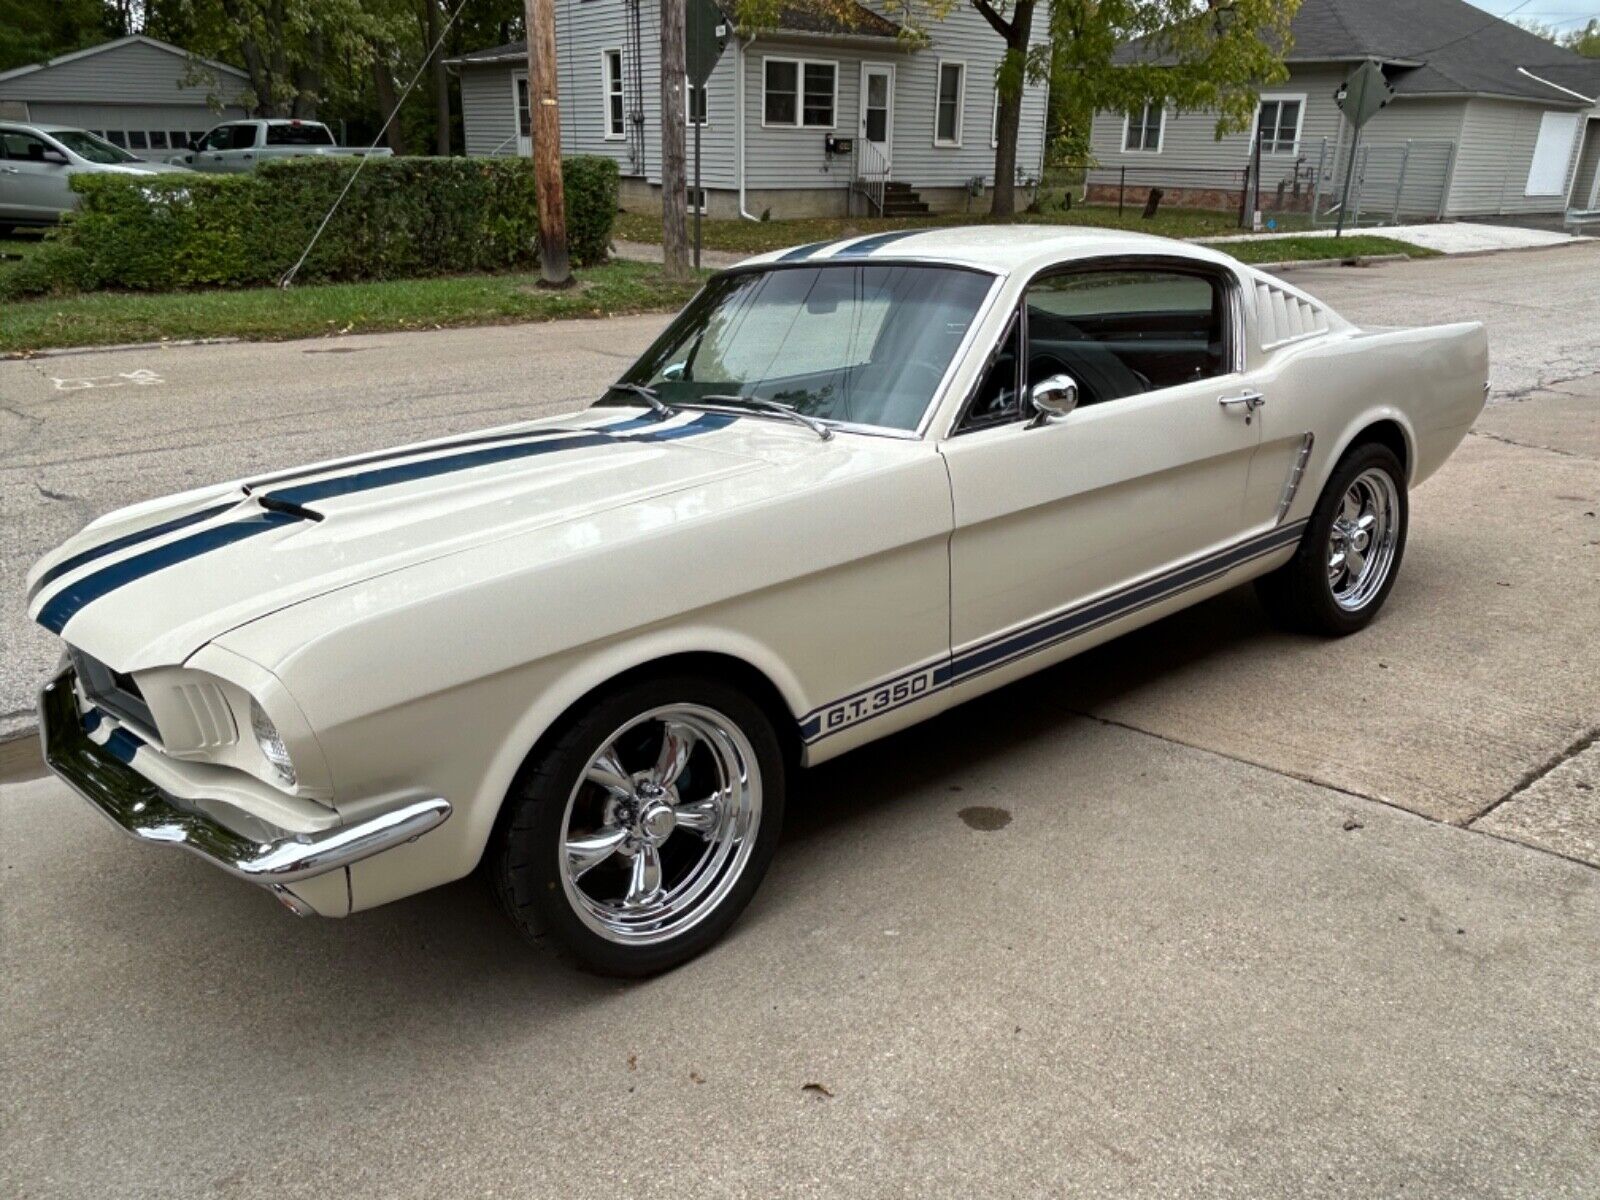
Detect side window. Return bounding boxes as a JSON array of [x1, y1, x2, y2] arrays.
[[958, 311, 1021, 431], [230, 124, 259, 150], [1, 131, 50, 162], [199, 126, 231, 151], [1024, 269, 1226, 408]]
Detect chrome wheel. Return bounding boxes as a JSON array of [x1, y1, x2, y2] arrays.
[[559, 704, 761, 946], [1327, 467, 1400, 612]]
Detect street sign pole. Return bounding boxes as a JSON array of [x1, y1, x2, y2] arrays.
[[685, 0, 727, 271], [1333, 58, 1394, 238]]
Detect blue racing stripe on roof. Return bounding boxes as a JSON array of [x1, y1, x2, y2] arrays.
[[775, 238, 844, 261], [26, 501, 236, 604], [35, 511, 299, 635], [829, 229, 929, 258]]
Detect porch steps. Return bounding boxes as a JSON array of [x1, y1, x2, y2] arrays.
[[880, 181, 929, 217]]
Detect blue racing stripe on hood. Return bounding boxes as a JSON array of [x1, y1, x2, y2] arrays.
[[35, 511, 300, 635], [26, 501, 236, 605], [32, 411, 740, 636]]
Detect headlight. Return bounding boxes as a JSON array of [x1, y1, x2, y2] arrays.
[[250, 698, 297, 788]]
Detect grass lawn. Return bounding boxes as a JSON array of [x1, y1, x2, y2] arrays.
[[0, 258, 705, 355], [1200, 234, 1437, 265], [614, 203, 1315, 255]]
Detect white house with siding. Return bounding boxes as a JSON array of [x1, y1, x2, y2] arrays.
[[0, 35, 250, 157], [447, 0, 1050, 218], [1086, 0, 1600, 222]]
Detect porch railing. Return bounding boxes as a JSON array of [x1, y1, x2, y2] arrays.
[[852, 139, 889, 217]]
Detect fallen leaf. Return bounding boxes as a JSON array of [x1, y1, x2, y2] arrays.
[[802, 1082, 834, 1098], [689, 1070, 705, 1084], [1342, 817, 1363, 831], [627, 1053, 637, 1072]]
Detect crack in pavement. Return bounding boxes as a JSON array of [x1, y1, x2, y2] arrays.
[[1468, 429, 1596, 461], [1068, 707, 1600, 874], [1468, 725, 1600, 828]]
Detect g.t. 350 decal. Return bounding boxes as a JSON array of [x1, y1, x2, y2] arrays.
[[800, 663, 948, 743]]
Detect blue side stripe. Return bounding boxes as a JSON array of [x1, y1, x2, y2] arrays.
[[801, 520, 1309, 745], [25, 501, 236, 605], [33, 412, 738, 636], [35, 511, 300, 635]]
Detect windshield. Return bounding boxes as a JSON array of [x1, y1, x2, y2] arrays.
[[49, 129, 140, 164], [606, 263, 995, 432]]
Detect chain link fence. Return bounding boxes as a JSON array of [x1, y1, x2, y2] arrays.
[[1307, 138, 1458, 227]]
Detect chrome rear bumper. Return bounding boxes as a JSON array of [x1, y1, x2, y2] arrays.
[[39, 668, 450, 887]]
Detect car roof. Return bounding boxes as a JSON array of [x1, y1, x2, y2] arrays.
[[735, 224, 1240, 277], [0, 122, 88, 134]]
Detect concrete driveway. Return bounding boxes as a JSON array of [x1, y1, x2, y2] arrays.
[[2, 244, 1597, 1198]]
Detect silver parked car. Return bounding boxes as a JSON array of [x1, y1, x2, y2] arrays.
[[0, 122, 189, 232]]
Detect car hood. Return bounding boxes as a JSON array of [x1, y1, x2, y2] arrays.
[[27, 409, 768, 671]]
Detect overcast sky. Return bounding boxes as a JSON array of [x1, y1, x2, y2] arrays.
[[1465, 0, 1598, 31]]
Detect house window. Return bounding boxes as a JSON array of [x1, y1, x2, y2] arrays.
[[764, 58, 835, 128], [128, 129, 149, 149], [604, 49, 624, 140], [170, 130, 189, 148], [1255, 97, 1303, 155], [991, 91, 999, 148], [935, 61, 965, 146], [687, 185, 707, 213], [105, 130, 126, 147], [1124, 104, 1162, 152], [148, 131, 168, 149], [515, 75, 530, 138], [687, 78, 708, 126]]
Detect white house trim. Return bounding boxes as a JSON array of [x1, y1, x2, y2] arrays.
[[602, 48, 625, 141], [760, 55, 838, 130], [1249, 92, 1308, 156], [933, 58, 966, 148], [0, 34, 250, 86], [1120, 103, 1165, 154]]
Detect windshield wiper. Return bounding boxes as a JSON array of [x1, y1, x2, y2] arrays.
[[609, 382, 675, 420], [693, 394, 834, 441]]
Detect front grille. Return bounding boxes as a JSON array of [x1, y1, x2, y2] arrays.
[[69, 647, 158, 740]]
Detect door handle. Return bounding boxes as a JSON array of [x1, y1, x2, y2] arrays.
[[1219, 390, 1265, 412]]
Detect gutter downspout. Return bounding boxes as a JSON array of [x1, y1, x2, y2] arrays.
[[737, 32, 758, 220]]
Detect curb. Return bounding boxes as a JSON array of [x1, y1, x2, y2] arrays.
[[3, 337, 240, 362], [1254, 253, 1412, 272], [0, 727, 44, 784]]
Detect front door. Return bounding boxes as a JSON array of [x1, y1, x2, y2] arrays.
[[941, 260, 1268, 683], [859, 63, 893, 180]]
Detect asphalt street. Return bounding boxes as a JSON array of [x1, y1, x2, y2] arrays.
[[1, 243, 1597, 1197]]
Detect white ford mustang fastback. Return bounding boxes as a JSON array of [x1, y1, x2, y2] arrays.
[[29, 227, 1487, 974]]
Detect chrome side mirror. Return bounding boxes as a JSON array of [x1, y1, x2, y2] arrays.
[[1028, 373, 1079, 426]]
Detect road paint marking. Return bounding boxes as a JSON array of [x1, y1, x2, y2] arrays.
[[51, 369, 164, 392]]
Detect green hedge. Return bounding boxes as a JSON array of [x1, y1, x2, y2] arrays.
[[5, 155, 618, 297]]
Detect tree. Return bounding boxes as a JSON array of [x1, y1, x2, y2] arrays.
[[970, 0, 1040, 216], [1008, 1, 1293, 216], [659, 0, 691, 281], [0, 0, 115, 72]]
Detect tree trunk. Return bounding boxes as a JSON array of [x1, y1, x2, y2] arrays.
[[979, 0, 1034, 218], [659, 0, 691, 282], [291, 30, 322, 120], [371, 52, 410, 155], [427, 0, 452, 154], [525, 0, 571, 284]]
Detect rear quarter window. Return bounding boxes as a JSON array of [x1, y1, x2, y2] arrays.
[[265, 124, 334, 146]]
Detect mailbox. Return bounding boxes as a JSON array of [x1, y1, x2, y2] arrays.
[[825, 135, 853, 157]]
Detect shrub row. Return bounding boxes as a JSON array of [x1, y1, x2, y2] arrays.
[[5, 155, 618, 296]]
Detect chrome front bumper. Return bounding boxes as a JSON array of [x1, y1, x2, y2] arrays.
[[39, 668, 450, 888]]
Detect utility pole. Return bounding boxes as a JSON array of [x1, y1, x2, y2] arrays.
[[659, 0, 691, 281], [524, 0, 571, 285]]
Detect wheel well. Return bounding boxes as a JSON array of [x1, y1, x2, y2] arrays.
[[1349, 419, 1410, 479], [513, 652, 802, 789]]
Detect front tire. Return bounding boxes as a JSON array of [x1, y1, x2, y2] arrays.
[[1255, 441, 1408, 636], [490, 675, 785, 977]]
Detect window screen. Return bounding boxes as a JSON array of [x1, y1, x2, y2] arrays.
[[936, 63, 964, 144], [1124, 104, 1162, 152], [764, 60, 797, 124], [1256, 99, 1301, 155]]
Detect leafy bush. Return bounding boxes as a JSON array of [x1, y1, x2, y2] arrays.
[[4, 155, 619, 297]]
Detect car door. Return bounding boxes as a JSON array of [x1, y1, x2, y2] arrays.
[[193, 124, 236, 172], [940, 258, 1267, 685], [222, 122, 260, 171], [0, 129, 74, 220]]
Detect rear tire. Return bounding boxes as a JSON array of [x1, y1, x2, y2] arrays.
[[489, 674, 785, 977], [1255, 441, 1408, 636]]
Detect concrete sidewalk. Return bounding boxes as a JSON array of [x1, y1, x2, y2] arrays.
[[1205, 220, 1591, 255]]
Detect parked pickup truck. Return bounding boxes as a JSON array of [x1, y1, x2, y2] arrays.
[[165, 119, 392, 173]]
